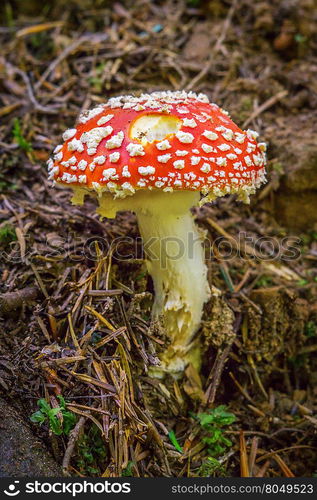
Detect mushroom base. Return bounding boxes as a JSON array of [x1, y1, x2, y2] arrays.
[[97, 190, 211, 377]]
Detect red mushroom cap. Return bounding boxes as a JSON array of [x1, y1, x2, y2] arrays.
[[47, 91, 266, 202]]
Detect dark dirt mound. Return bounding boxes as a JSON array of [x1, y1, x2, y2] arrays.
[[0, 398, 61, 477]]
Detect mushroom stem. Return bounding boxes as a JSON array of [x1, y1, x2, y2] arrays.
[[98, 190, 210, 377], [137, 191, 210, 376]]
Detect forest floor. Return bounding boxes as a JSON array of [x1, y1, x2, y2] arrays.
[[0, 0, 316, 477]]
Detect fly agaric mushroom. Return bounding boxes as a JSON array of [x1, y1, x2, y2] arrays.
[[47, 91, 266, 377]]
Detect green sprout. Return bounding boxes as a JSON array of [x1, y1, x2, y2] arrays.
[[0, 224, 17, 245], [30, 395, 76, 436], [12, 118, 33, 152], [305, 321, 316, 338], [122, 461, 135, 477], [196, 405, 236, 457], [75, 425, 107, 476], [168, 429, 183, 453], [255, 275, 273, 288], [297, 279, 308, 286]]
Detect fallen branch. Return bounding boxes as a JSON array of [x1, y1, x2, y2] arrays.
[[62, 416, 86, 476], [242, 90, 288, 128], [0, 287, 38, 315]]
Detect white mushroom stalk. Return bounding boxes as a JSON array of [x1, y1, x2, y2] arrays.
[[97, 189, 210, 376]]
